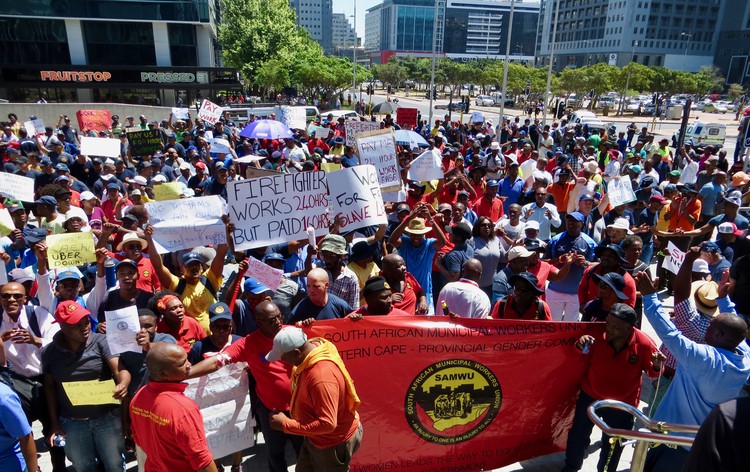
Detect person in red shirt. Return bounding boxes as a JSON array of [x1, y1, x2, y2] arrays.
[[549, 169, 576, 217], [473, 179, 504, 222], [561, 304, 664, 472], [97, 230, 161, 293], [101, 183, 132, 223], [490, 272, 552, 320], [578, 244, 637, 309], [268, 327, 363, 471], [189, 300, 303, 472], [380, 254, 428, 315], [524, 238, 573, 300], [130, 342, 217, 472], [347, 276, 413, 319], [154, 294, 205, 353]]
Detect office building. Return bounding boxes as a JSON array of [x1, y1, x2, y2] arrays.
[[364, 0, 538, 64], [0, 0, 241, 105], [714, 0, 750, 86], [289, 0, 334, 53], [332, 13, 359, 50], [536, 0, 722, 72]]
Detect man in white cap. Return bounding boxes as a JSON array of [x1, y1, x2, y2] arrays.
[[268, 327, 363, 471], [484, 142, 505, 180], [716, 222, 750, 263], [492, 246, 532, 304]]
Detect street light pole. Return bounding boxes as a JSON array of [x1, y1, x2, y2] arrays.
[[542, 0, 561, 126], [427, 0, 440, 126], [681, 31, 693, 56], [618, 40, 638, 116], [352, 0, 357, 101], [499, 0, 516, 125]]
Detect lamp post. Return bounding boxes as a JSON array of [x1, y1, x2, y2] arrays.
[[427, 0, 440, 126], [542, 0, 561, 126], [618, 40, 638, 116], [499, 0, 516, 125], [681, 31, 693, 56], [352, 0, 357, 101]]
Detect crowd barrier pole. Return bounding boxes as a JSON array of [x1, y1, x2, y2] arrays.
[[587, 399, 700, 472]]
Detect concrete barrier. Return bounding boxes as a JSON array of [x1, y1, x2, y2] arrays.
[[0, 103, 182, 129]]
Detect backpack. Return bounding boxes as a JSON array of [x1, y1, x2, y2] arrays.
[[175, 275, 217, 299], [497, 297, 546, 320], [25, 305, 42, 338]]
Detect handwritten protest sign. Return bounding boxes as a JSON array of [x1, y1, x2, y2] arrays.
[[127, 129, 163, 156], [308, 124, 331, 138], [80, 137, 120, 158], [0, 209, 14, 236], [245, 256, 283, 291], [355, 129, 401, 193], [0, 173, 35, 202], [396, 108, 418, 128], [408, 150, 444, 181], [46, 232, 96, 268], [62, 379, 119, 406], [245, 167, 282, 179], [76, 109, 111, 131], [275, 106, 307, 130], [345, 120, 380, 147], [198, 99, 222, 124], [105, 306, 140, 355], [328, 165, 387, 232], [152, 182, 184, 201], [23, 118, 45, 136], [607, 175, 637, 207], [663, 241, 686, 275], [227, 171, 329, 251], [172, 107, 190, 120], [320, 162, 342, 173], [185, 363, 255, 459], [471, 111, 485, 123], [145, 196, 226, 253]]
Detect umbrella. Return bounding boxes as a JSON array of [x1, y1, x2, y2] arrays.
[[371, 101, 400, 114], [394, 130, 429, 148], [239, 119, 293, 140]]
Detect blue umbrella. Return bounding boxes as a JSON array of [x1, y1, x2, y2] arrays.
[[239, 119, 293, 140], [394, 129, 429, 148]]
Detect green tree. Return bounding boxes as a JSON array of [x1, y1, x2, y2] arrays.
[[372, 61, 407, 91], [293, 55, 370, 105], [256, 58, 291, 92], [613, 63, 653, 114], [728, 83, 746, 99], [692, 66, 725, 97]]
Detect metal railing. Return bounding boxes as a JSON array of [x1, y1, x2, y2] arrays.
[[587, 399, 701, 472]]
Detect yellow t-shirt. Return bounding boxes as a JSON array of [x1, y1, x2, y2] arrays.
[[347, 261, 380, 306], [656, 203, 671, 232], [167, 269, 223, 334], [41, 215, 66, 235]]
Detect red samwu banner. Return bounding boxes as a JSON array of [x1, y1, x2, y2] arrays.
[[308, 317, 604, 472]]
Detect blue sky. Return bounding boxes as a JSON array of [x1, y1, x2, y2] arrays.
[[333, 0, 380, 39]]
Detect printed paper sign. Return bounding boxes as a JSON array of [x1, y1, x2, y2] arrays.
[[275, 106, 307, 130], [327, 165, 388, 232], [396, 108, 418, 129], [152, 182, 184, 201], [471, 111, 485, 123], [62, 379, 119, 406], [105, 306, 141, 355], [127, 129, 163, 156], [145, 196, 227, 253], [408, 150, 444, 181], [172, 107, 190, 120], [355, 129, 401, 193], [46, 232, 96, 268], [245, 256, 283, 292], [210, 138, 232, 154], [0, 209, 13, 236], [80, 137, 121, 158], [76, 109, 111, 131], [607, 175, 637, 207], [345, 120, 381, 147], [198, 99, 222, 124], [663, 241, 686, 275], [0, 173, 35, 202], [308, 124, 331, 139], [23, 118, 45, 136], [185, 363, 256, 459], [227, 171, 329, 250]]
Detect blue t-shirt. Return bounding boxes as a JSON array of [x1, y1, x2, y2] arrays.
[[603, 209, 635, 228], [188, 335, 242, 365], [708, 213, 750, 231], [341, 155, 359, 168], [443, 244, 474, 274], [398, 236, 438, 305], [546, 231, 596, 294], [232, 300, 258, 337], [498, 176, 525, 214], [699, 182, 723, 216], [289, 294, 352, 324], [637, 207, 659, 246], [0, 383, 31, 471]]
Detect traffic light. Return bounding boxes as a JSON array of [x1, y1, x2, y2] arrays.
[[387, 85, 392, 94], [464, 96, 470, 113]]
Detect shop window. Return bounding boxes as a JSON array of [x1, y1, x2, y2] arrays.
[[82, 21, 156, 66]]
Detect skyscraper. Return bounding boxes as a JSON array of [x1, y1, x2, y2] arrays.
[[289, 0, 334, 53], [714, 0, 750, 86]]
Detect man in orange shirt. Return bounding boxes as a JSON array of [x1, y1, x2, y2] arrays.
[[661, 184, 702, 291], [548, 169, 576, 222], [268, 327, 363, 472]]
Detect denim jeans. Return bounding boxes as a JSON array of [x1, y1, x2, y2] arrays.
[[639, 242, 654, 265], [60, 409, 126, 472], [256, 400, 303, 472]]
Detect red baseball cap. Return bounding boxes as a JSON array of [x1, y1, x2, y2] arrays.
[[194, 161, 206, 170], [54, 300, 91, 325]]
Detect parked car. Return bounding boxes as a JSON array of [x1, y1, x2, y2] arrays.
[[475, 95, 495, 106], [703, 102, 728, 114]]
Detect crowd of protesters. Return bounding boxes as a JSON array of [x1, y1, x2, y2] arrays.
[[0, 103, 749, 472]]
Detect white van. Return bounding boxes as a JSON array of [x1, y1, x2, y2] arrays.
[[672, 121, 726, 148], [569, 109, 605, 130]]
